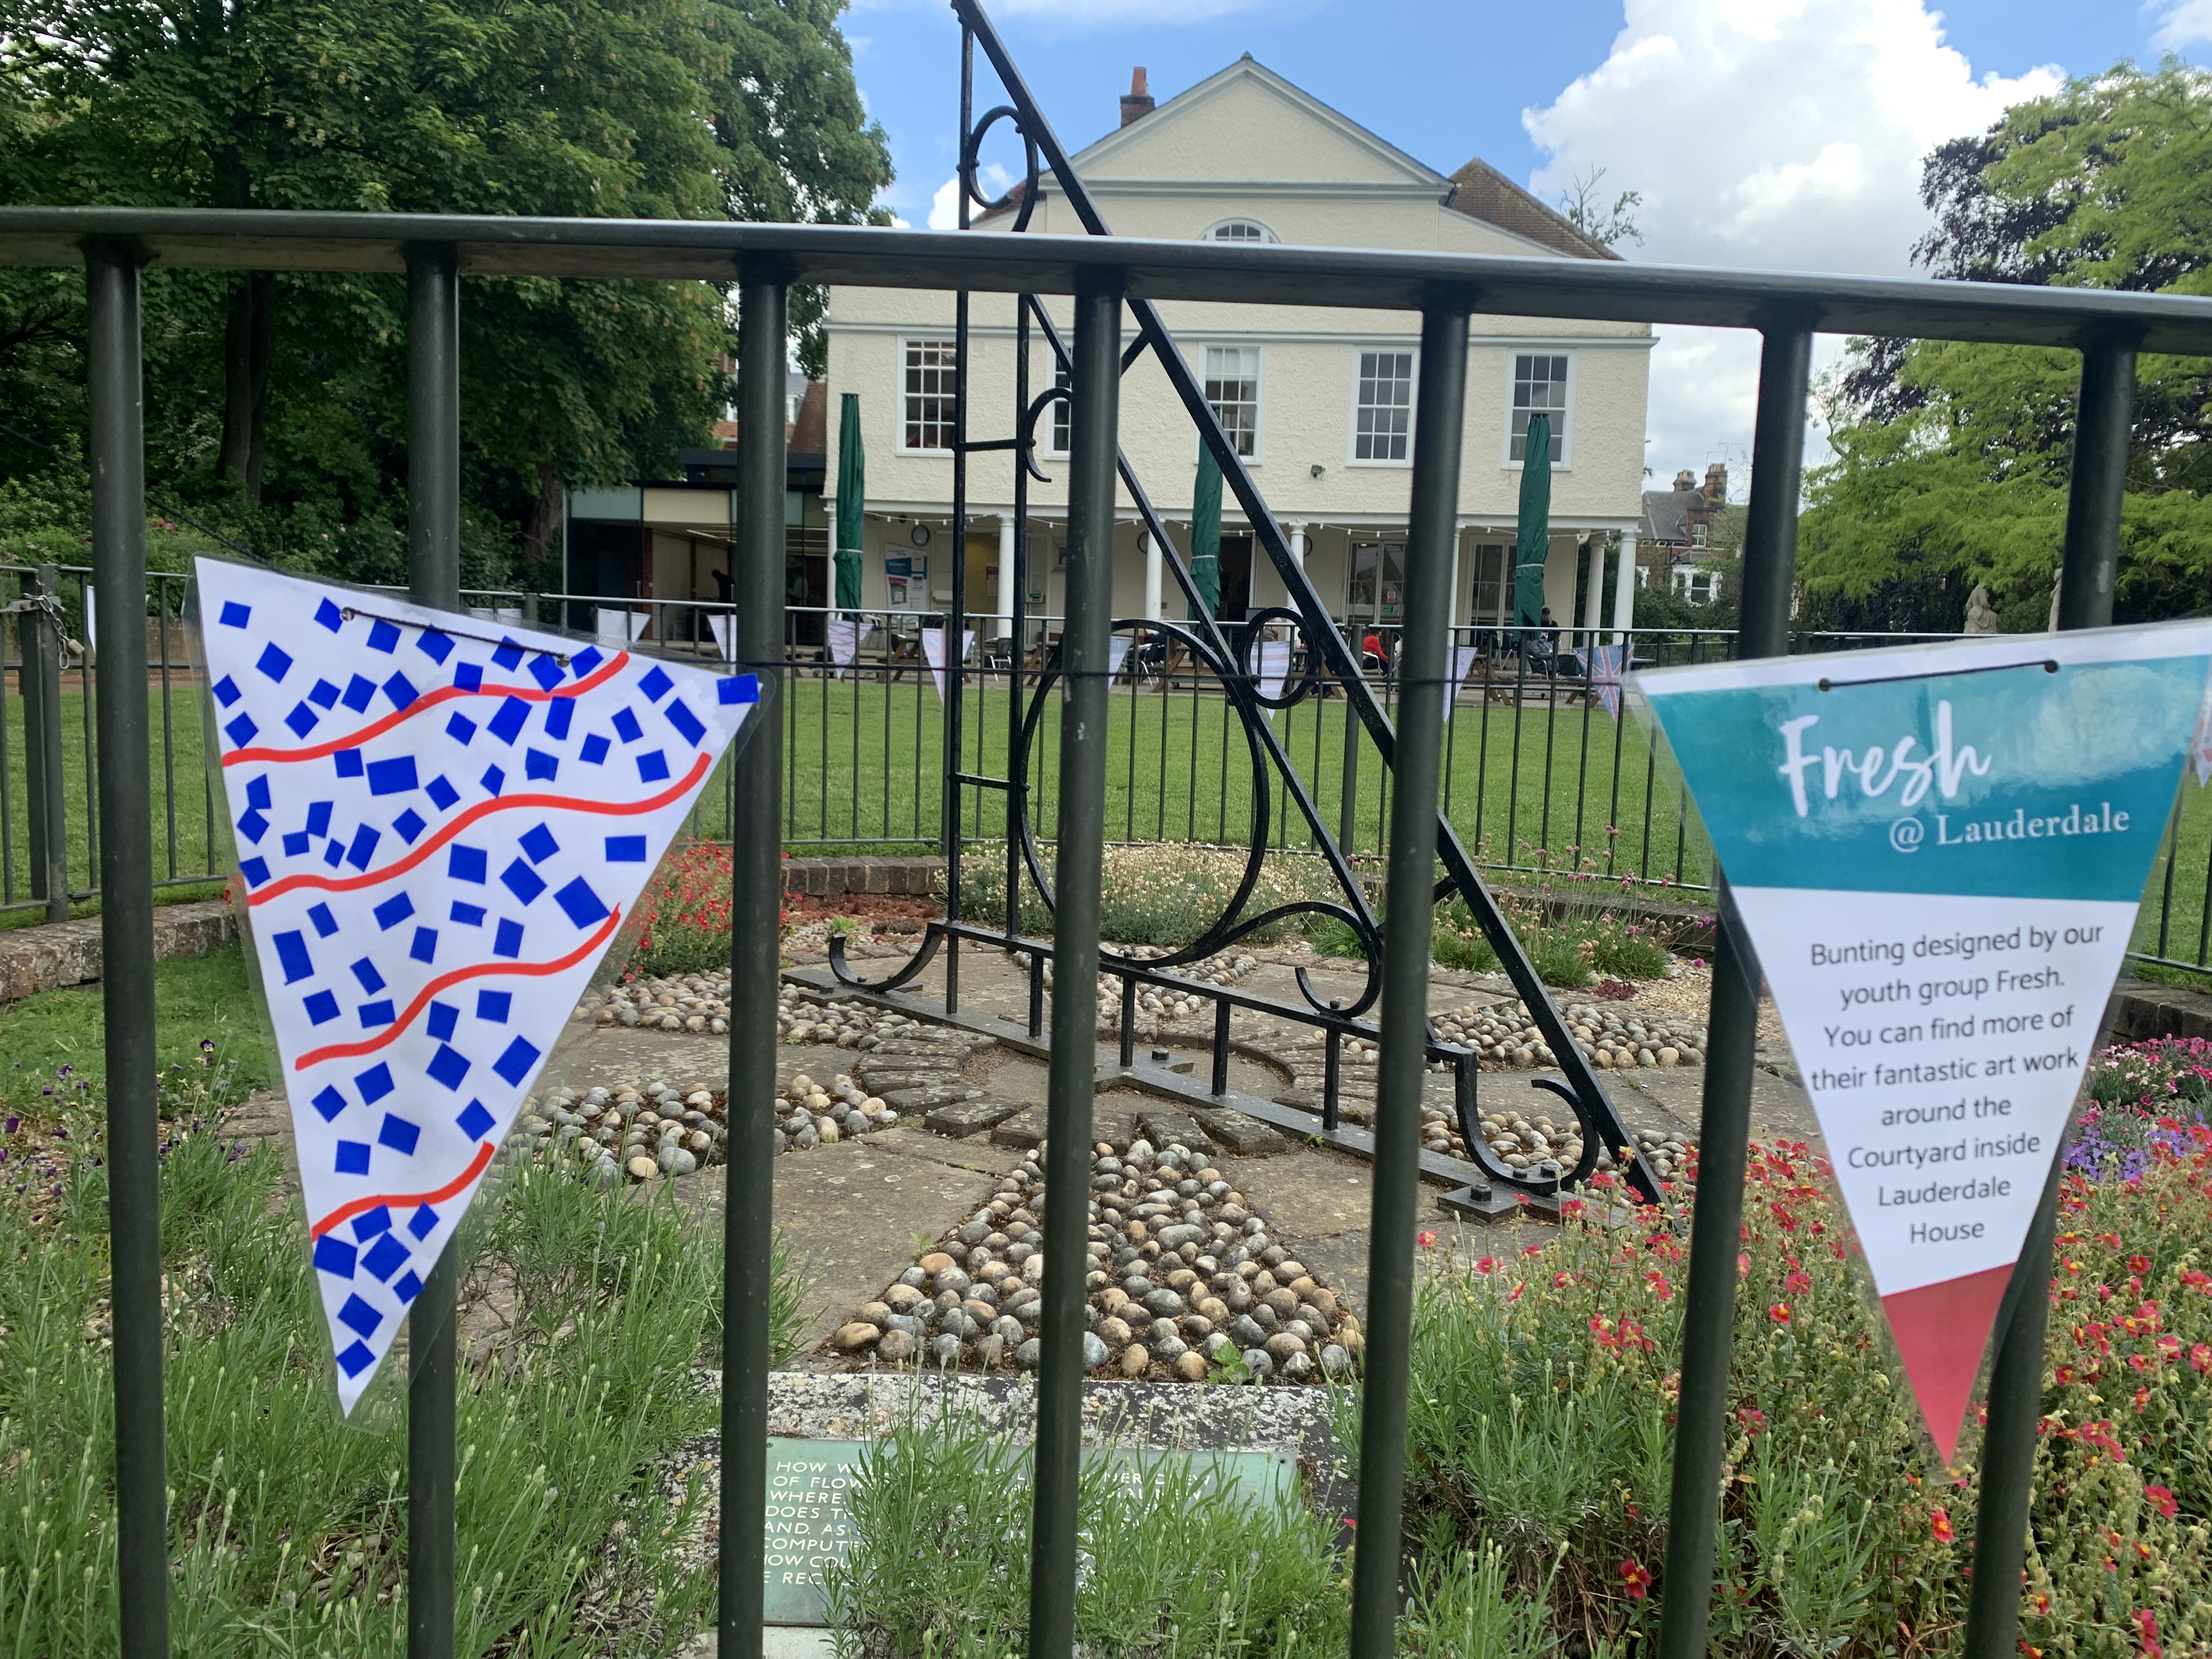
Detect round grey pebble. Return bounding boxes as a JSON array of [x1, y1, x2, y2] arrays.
[[1242, 1348, 1274, 1380], [1320, 1344, 1351, 1379], [1015, 1338, 1042, 1371], [927, 1334, 964, 1367], [1081, 1331, 1109, 1369]]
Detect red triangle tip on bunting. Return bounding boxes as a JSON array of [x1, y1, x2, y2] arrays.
[[1881, 1263, 2016, 1464]]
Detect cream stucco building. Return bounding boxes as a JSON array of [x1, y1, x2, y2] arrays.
[[822, 57, 1651, 649]]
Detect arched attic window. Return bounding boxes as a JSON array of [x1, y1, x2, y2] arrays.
[[1203, 218, 1278, 244]]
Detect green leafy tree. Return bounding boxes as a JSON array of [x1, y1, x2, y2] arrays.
[[1802, 63, 2212, 628], [0, 0, 891, 580]]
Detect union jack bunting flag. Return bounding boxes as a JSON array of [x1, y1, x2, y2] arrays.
[[196, 558, 761, 1410]]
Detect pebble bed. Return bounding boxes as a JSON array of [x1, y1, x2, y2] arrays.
[[518, 1079, 729, 1188], [519, 1069, 895, 1185], [1013, 945, 1260, 1030], [578, 978, 946, 1052], [1310, 998, 1708, 1075], [832, 1137, 1362, 1385]]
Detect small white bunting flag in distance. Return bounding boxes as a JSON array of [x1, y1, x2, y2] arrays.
[[195, 558, 762, 1412], [1632, 622, 2212, 1463]]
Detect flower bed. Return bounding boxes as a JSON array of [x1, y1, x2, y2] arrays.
[[1379, 1111, 2212, 1658]]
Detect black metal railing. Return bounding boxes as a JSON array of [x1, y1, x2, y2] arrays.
[[5, 0, 2210, 1651]]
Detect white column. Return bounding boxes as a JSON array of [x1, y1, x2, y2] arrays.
[[996, 514, 1017, 640], [1286, 521, 1307, 577], [1142, 530, 1163, 621], [1580, 533, 1606, 646], [1611, 529, 1638, 644], [1448, 529, 1463, 635]]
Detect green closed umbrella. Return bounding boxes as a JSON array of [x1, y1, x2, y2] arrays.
[[1513, 413, 1551, 633], [833, 393, 865, 617], [1188, 442, 1223, 621]]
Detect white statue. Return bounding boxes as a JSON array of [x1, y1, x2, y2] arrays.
[[1963, 583, 1996, 635], [2047, 568, 2063, 633]]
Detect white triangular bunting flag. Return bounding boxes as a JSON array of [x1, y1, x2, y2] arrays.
[[1108, 634, 1132, 682], [196, 558, 762, 1412], [1442, 644, 1480, 721], [1256, 640, 1291, 704], [922, 627, 974, 702], [1633, 623, 2212, 1462]]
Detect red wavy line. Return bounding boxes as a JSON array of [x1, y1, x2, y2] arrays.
[[223, 652, 630, 766], [244, 751, 711, 905], [311, 1142, 498, 1239], [294, 908, 623, 1071]]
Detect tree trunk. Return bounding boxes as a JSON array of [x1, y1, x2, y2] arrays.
[[520, 456, 565, 582], [218, 273, 275, 503]]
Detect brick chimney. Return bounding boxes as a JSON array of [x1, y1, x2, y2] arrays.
[[1672, 469, 1695, 492], [1703, 461, 1728, 506], [1120, 67, 1154, 127]]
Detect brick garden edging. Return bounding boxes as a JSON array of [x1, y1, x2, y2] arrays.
[[781, 856, 944, 899], [0, 899, 237, 1004]]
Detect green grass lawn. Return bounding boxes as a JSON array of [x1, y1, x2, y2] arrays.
[[0, 941, 274, 1116], [10, 667, 2211, 966]]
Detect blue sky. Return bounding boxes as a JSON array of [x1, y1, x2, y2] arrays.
[[840, 0, 2205, 483]]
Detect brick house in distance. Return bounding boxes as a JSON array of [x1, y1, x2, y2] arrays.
[[1638, 462, 1735, 603]]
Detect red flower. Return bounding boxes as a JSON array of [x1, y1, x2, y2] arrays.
[[2134, 1609, 2164, 1659], [2130, 1254, 2152, 1274], [1737, 1407, 1766, 1437], [1474, 1255, 1497, 1274], [2145, 1485, 2178, 1519], [1930, 1508, 1954, 1542], [2190, 1343, 2211, 1374], [1417, 1230, 1437, 1248], [1769, 1302, 1792, 1324], [1619, 1559, 1653, 1600], [1784, 1271, 1813, 1295]]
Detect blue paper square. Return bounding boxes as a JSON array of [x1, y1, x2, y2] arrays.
[[284, 703, 320, 738], [493, 637, 524, 670], [274, 930, 314, 984], [612, 708, 644, 744], [456, 1100, 495, 1141], [427, 1000, 459, 1041], [308, 901, 338, 936], [246, 775, 271, 810], [351, 958, 386, 992], [409, 1204, 439, 1240], [500, 860, 546, 905], [606, 834, 646, 861], [636, 749, 670, 783], [409, 927, 438, 964], [353, 1205, 392, 1239], [382, 673, 419, 710], [283, 830, 312, 857], [664, 699, 706, 747], [529, 654, 564, 691], [372, 891, 414, 930], [308, 677, 341, 709], [366, 619, 402, 654], [524, 748, 558, 781], [520, 823, 559, 864], [257, 642, 293, 684], [393, 1271, 424, 1304], [392, 809, 427, 844], [449, 844, 488, 884], [416, 629, 454, 664], [334, 1139, 371, 1175], [488, 696, 530, 746], [454, 663, 483, 693], [426, 775, 460, 811], [315, 598, 343, 631], [449, 901, 486, 926], [238, 856, 270, 888], [312, 1085, 348, 1122], [362, 1233, 409, 1282], [219, 600, 251, 629], [493, 918, 524, 958], [481, 765, 505, 797], [356, 1062, 395, 1104], [237, 808, 268, 844], [493, 1035, 542, 1087], [718, 674, 759, 705], [336, 1340, 376, 1378], [303, 989, 340, 1026], [638, 665, 673, 703], [544, 699, 574, 741], [475, 989, 511, 1023], [555, 876, 609, 929], [445, 713, 478, 746], [337, 1293, 382, 1338], [345, 825, 380, 870], [571, 646, 604, 676], [306, 800, 333, 837], [224, 714, 259, 748], [341, 675, 376, 713], [357, 1000, 395, 1030], [213, 674, 241, 707], [366, 756, 418, 796], [427, 1045, 471, 1091], [377, 1113, 421, 1155], [313, 1234, 357, 1278], [580, 734, 610, 765], [335, 748, 365, 778]]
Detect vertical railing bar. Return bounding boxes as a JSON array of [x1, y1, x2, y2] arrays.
[[1506, 646, 1525, 870], [88, 239, 168, 1659], [403, 239, 463, 1659], [1538, 637, 1558, 868], [1962, 330, 2138, 1659], [1572, 643, 1593, 865], [1640, 717, 1658, 882], [1350, 294, 1470, 1658], [158, 574, 179, 878], [2196, 827, 2212, 968], [1606, 640, 1628, 876], [1474, 637, 1493, 860], [1210, 993, 1231, 1096], [81, 573, 99, 895], [1029, 267, 1121, 1659], [1, 577, 16, 906], [2156, 792, 2181, 960], [719, 262, 790, 1659], [1655, 318, 1812, 1659]]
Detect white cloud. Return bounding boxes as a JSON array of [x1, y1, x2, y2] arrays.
[[2151, 0, 2212, 49], [1523, 0, 2064, 483], [927, 163, 1015, 229]]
